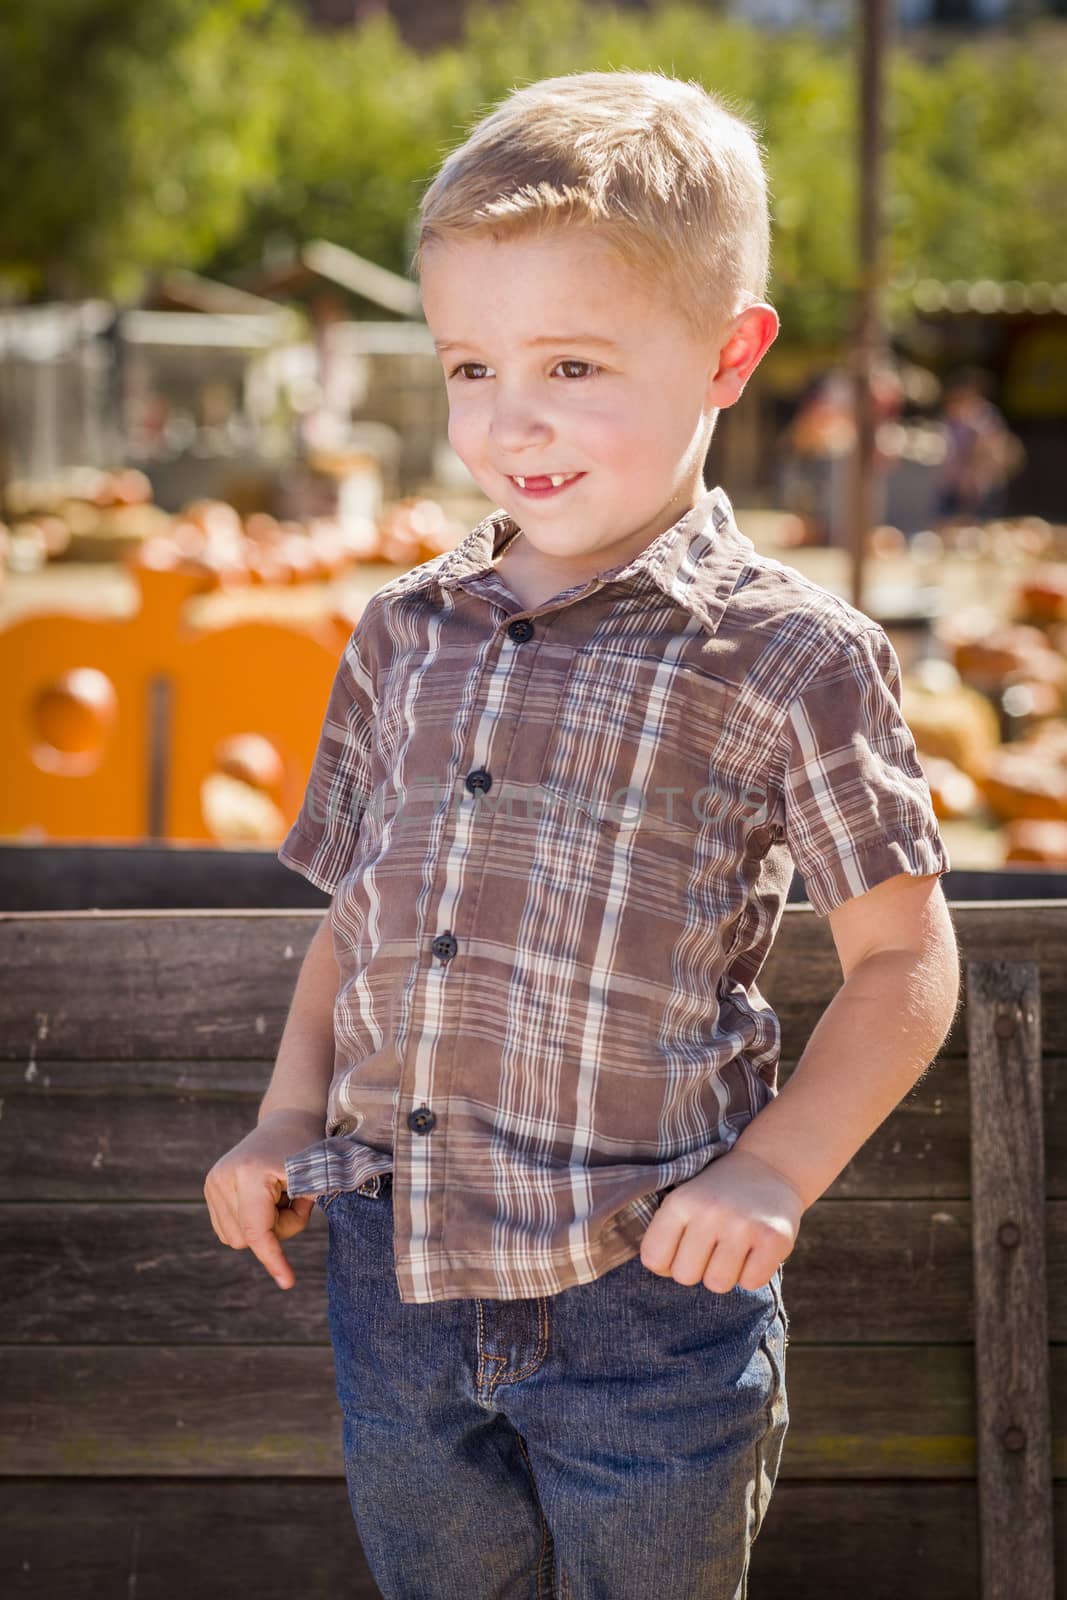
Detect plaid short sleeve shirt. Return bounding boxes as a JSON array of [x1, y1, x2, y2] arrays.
[[278, 487, 949, 1304]]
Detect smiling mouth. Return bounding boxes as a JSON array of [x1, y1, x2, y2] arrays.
[[510, 473, 583, 491]]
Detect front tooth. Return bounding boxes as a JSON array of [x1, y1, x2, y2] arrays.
[[550, 474, 565, 487], [515, 476, 527, 488]]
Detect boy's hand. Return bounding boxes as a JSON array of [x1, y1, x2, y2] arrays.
[[639, 1148, 804, 1293], [204, 1109, 322, 1290]]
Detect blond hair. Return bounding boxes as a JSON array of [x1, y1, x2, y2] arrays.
[[414, 70, 771, 333]]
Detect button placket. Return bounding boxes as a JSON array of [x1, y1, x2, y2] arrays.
[[402, 610, 533, 1227]]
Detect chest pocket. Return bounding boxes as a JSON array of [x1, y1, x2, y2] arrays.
[[536, 650, 737, 839]]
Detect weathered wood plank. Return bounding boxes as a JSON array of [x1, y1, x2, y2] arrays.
[[0, 843, 330, 912], [0, 1061, 271, 1200], [751, 1482, 984, 1600], [3, 904, 1067, 1063], [0, 913, 319, 1063], [6, 1343, 1065, 1479], [3, 1201, 330, 1345], [6, 842, 1067, 914], [760, 901, 1067, 1060], [0, 1346, 341, 1476], [3, 1052, 1042, 1202], [0, 1479, 1002, 1600], [0, 1479, 377, 1600], [0, 1197, 1010, 1345], [967, 961, 1055, 1600]]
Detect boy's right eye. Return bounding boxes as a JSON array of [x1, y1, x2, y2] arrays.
[[449, 362, 492, 380]]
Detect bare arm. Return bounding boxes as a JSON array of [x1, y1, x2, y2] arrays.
[[258, 911, 339, 1128], [732, 873, 959, 1207], [204, 913, 339, 1289]]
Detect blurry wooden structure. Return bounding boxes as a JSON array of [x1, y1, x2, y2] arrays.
[[847, 0, 892, 611], [0, 294, 296, 500], [1, 895, 1064, 1597], [0, 301, 123, 487]]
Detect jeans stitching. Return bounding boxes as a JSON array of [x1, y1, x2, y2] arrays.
[[475, 1299, 505, 1402], [477, 1296, 552, 1404], [514, 1429, 555, 1600], [747, 1273, 788, 1553], [497, 1296, 551, 1394]]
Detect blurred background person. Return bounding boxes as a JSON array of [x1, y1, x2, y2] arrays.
[[933, 367, 1025, 525]]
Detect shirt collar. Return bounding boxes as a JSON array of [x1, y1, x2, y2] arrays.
[[425, 486, 755, 637]]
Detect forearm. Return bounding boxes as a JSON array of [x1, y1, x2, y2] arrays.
[[734, 937, 960, 1211], [257, 913, 339, 1133]]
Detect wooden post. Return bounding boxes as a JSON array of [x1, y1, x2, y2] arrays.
[[966, 960, 1054, 1600], [848, 0, 891, 612], [146, 673, 172, 841]]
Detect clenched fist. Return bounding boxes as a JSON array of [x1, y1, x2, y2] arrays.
[[639, 1147, 804, 1293]]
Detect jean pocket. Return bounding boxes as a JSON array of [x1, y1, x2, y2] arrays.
[[315, 1189, 345, 1213]]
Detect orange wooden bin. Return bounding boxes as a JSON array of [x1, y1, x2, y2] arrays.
[[0, 561, 349, 845]]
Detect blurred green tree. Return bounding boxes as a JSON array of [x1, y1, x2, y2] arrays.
[[3, 0, 1066, 350], [0, 0, 289, 300], [889, 34, 1067, 292], [209, 11, 449, 281]]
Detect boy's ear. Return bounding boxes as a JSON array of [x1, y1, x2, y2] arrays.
[[705, 305, 779, 410]]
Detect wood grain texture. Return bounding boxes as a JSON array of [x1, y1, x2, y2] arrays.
[[0, 1479, 377, 1600], [967, 961, 1055, 1600], [2, 902, 1066, 1600], [0, 1196, 1035, 1345], [4, 1343, 1065, 1480], [3, 903, 1067, 1063], [1, 1051, 1044, 1201], [0, 843, 330, 912], [5, 842, 1066, 914], [0, 1478, 1007, 1600]]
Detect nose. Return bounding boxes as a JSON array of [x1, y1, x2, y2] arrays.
[[489, 385, 552, 454]]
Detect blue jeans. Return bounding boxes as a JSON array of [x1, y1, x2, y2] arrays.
[[317, 1176, 789, 1600]]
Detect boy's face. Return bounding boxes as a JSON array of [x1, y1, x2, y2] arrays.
[[421, 227, 752, 582]]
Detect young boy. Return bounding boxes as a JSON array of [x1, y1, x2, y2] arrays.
[[205, 70, 959, 1599]]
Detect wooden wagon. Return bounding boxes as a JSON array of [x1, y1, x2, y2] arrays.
[[1, 849, 1063, 1597]]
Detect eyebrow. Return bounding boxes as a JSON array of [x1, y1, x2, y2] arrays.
[[433, 333, 620, 353]]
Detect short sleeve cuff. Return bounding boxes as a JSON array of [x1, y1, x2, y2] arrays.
[[277, 819, 341, 897], [800, 827, 951, 918]]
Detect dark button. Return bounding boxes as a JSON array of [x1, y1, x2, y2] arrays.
[[432, 931, 458, 962], [507, 619, 534, 643], [407, 1106, 436, 1134], [465, 767, 492, 795]]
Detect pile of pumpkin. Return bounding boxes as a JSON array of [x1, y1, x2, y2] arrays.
[[0, 468, 465, 589], [904, 566, 1067, 865]]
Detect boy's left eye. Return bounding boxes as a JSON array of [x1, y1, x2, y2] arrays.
[[553, 360, 598, 379]]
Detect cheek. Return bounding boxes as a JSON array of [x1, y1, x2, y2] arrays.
[[636, 390, 706, 466], [446, 399, 483, 465], [576, 402, 645, 468]]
